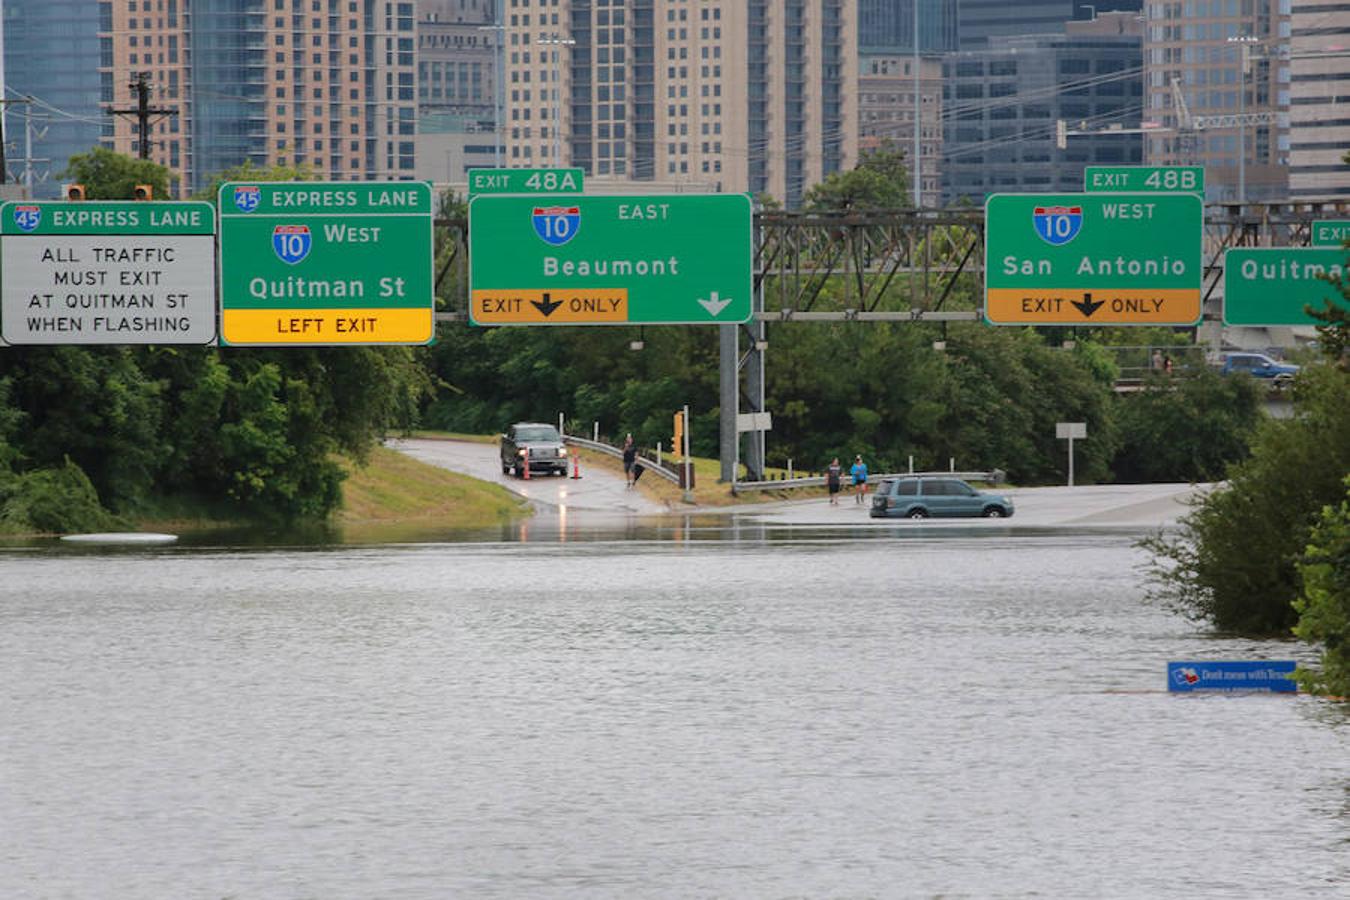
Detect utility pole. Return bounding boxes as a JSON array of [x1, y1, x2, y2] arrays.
[[107, 72, 177, 160], [913, 0, 921, 208], [0, 97, 30, 184]]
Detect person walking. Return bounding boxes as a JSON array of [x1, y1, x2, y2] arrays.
[[1151, 349, 1164, 371], [850, 455, 869, 504], [622, 434, 637, 488], [826, 457, 842, 505]]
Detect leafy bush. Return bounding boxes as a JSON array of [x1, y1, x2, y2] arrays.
[[1141, 365, 1350, 634], [1293, 478, 1350, 697], [0, 459, 120, 534], [1112, 368, 1263, 483]]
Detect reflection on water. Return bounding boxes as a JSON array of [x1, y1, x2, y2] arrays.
[[1, 521, 1347, 898]]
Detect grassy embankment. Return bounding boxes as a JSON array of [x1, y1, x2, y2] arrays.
[[130, 442, 527, 536], [336, 445, 529, 529]]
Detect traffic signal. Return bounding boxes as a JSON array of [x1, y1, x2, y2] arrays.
[[1055, 120, 1067, 150], [64, 184, 86, 201], [672, 411, 684, 457], [133, 184, 153, 200]]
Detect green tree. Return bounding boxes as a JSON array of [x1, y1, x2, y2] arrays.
[[803, 140, 910, 211], [191, 160, 320, 201], [60, 146, 172, 200], [1141, 364, 1350, 634], [0, 347, 166, 512], [1112, 368, 1263, 483], [1293, 477, 1350, 697]]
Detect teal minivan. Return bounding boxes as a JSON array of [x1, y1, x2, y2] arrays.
[[869, 477, 1014, 519]]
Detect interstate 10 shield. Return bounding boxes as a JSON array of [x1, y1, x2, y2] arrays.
[[1032, 205, 1083, 246], [531, 205, 580, 246], [272, 225, 312, 264]]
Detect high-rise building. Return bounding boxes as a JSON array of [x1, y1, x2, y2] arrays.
[[859, 54, 943, 202], [1289, 0, 1350, 199], [1142, 0, 1288, 202], [942, 22, 1144, 203], [501, 0, 857, 208], [98, 1, 418, 195], [957, 1, 1141, 49], [859, 0, 958, 54], [415, 0, 501, 182], [1, 1, 103, 197]]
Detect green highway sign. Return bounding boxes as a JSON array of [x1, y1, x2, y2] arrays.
[[1311, 220, 1350, 247], [984, 193, 1204, 325], [1085, 166, 1204, 196], [1, 200, 217, 345], [217, 181, 434, 345], [1223, 248, 1346, 326], [468, 168, 584, 196], [468, 194, 752, 325]]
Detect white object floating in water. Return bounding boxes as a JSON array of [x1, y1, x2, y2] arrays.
[[60, 533, 179, 545]]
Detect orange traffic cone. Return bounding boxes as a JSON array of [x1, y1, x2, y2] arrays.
[[571, 453, 582, 479], [523, 447, 531, 480]]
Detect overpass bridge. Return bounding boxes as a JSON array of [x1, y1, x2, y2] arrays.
[[434, 201, 1344, 479]]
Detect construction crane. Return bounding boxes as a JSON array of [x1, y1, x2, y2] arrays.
[[1057, 77, 1277, 154]]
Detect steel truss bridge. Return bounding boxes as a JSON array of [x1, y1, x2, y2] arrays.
[[434, 201, 1348, 481]]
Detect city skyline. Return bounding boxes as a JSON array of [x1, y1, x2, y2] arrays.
[[0, 0, 1345, 205]]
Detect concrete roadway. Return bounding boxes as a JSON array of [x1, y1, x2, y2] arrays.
[[392, 438, 1209, 530], [390, 437, 669, 516]]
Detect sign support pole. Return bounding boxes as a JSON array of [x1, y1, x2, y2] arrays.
[[719, 323, 738, 484], [682, 403, 693, 504]]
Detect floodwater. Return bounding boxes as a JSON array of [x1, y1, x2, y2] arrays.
[[1, 519, 1346, 898]]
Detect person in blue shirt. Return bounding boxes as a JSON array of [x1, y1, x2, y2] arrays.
[[850, 455, 869, 504]]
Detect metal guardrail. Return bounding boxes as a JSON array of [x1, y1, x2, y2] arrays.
[[563, 433, 1005, 494], [562, 435, 682, 484], [732, 470, 1006, 494]]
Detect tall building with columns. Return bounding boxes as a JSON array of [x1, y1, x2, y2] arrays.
[[98, 0, 419, 195], [500, 0, 857, 207]]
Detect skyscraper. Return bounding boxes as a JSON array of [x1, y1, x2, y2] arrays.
[[956, 1, 1141, 49], [1, 0, 103, 197], [1289, 0, 1350, 199], [943, 21, 1144, 203], [859, 54, 943, 201], [1142, 0, 1288, 202], [859, 0, 958, 54], [501, 0, 857, 207], [99, 1, 419, 195], [415, 0, 501, 182]]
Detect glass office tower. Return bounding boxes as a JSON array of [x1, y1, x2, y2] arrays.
[[1, 0, 103, 197]]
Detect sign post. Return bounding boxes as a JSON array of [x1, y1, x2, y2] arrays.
[[1056, 421, 1087, 487], [1, 200, 217, 345], [468, 194, 752, 326], [984, 193, 1203, 326], [1223, 248, 1345, 326], [217, 181, 434, 346], [1084, 165, 1204, 196]]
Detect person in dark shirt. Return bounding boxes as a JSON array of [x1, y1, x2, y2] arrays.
[[622, 434, 637, 488], [827, 457, 842, 505]]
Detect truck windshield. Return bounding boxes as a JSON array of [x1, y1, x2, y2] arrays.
[[517, 426, 560, 442]]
